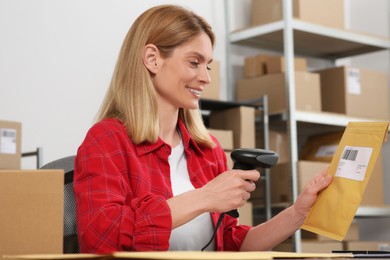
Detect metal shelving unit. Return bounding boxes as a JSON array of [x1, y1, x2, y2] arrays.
[[199, 97, 274, 220], [225, 0, 390, 252]]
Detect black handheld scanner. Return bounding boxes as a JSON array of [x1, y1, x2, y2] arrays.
[[226, 148, 279, 218]]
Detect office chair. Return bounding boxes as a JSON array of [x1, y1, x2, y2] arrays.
[[41, 155, 79, 253]]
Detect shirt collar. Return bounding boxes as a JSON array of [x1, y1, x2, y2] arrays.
[[135, 117, 205, 157]]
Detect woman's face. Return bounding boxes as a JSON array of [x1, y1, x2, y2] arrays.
[[152, 32, 213, 111]]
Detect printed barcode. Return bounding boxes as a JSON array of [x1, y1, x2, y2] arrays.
[[342, 149, 358, 161], [1, 129, 16, 138]]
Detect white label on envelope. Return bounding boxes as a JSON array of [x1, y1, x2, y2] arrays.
[[347, 68, 361, 95], [0, 128, 17, 154], [335, 146, 373, 181]]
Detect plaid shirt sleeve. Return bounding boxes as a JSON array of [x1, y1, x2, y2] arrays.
[[74, 119, 172, 253]]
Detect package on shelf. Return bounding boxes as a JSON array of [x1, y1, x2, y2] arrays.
[[274, 240, 343, 253], [207, 128, 234, 150], [251, 0, 344, 29], [270, 163, 292, 203], [301, 221, 360, 242], [238, 202, 253, 226], [244, 54, 307, 78], [244, 54, 271, 78], [256, 128, 290, 164], [0, 169, 64, 258], [202, 60, 221, 100], [300, 131, 343, 162], [317, 66, 389, 120], [266, 56, 307, 74], [236, 71, 321, 115], [209, 106, 256, 149], [343, 241, 390, 251], [0, 120, 22, 169]]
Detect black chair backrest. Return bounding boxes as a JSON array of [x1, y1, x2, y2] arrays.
[[41, 155, 79, 253]]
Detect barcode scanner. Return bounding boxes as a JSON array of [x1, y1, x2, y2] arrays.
[[201, 148, 279, 251], [227, 148, 279, 218]]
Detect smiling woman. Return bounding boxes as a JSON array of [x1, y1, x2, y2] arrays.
[[73, 4, 332, 254]]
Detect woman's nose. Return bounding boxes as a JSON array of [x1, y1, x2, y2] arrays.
[[199, 65, 211, 84]]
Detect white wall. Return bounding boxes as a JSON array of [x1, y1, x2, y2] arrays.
[[0, 0, 226, 168]]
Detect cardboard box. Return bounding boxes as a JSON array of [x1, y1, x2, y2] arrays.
[[202, 60, 220, 100], [244, 54, 271, 78], [302, 221, 360, 241], [318, 66, 389, 119], [300, 131, 343, 162], [275, 240, 343, 253], [238, 202, 253, 226], [256, 128, 290, 164], [266, 56, 307, 74], [0, 170, 64, 258], [0, 120, 22, 169], [301, 241, 343, 253], [209, 106, 256, 149], [237, 72, 321, 115], [251, 0, 345, 29], [208, 128, 234, 150]]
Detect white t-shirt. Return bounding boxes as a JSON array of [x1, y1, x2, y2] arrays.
[[168, 140, 215, 251]]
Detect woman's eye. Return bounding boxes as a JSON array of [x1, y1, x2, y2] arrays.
[[190, 61, 199, 67]]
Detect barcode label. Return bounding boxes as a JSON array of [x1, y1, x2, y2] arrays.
[[0, 128, 17, 154], [341, 148, 358, 161], [335, 146, 373, 181]]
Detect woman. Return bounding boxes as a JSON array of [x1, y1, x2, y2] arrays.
[[74, 4, 332, 253]]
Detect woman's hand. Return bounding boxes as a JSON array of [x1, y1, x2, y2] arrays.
[[200, 169, 260, 213], [293, 167, 333, 220]]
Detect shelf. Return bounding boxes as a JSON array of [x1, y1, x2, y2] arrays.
[[271, 110, 386, 127], [355, 206, 390, 218], [229, 19, 390, 58], [294, 111, 387, 127]]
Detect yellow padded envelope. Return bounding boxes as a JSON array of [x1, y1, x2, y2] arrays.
[[301, 121, 389, 241]]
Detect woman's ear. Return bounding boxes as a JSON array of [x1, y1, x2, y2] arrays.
[[143, 44, 159, 74]]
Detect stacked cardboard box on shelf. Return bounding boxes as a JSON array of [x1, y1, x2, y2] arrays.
[[317, 66, 389, 120], [0, 120, 22, 169], [207, 112, 255, 226], [237, 55, 321, 115], [251, 0, 345, 29]]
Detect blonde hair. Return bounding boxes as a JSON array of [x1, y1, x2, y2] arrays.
[[97, 5, 215, 147]]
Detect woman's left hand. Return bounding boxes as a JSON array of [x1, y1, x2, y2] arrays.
[[293, 167, 333, 218]]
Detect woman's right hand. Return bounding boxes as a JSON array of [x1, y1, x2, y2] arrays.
[[200, 169, 260, 213]]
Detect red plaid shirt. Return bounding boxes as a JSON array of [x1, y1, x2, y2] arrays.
[[74, 118, 250, 253]]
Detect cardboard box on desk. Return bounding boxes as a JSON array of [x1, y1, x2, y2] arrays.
[[0, 120, 22, 169], [237, 72, 321, 115], [209, 106, 256, 149], [0, 170, 64, 259], [251, 0, 344, 29], [318, 66, 389, 119]]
